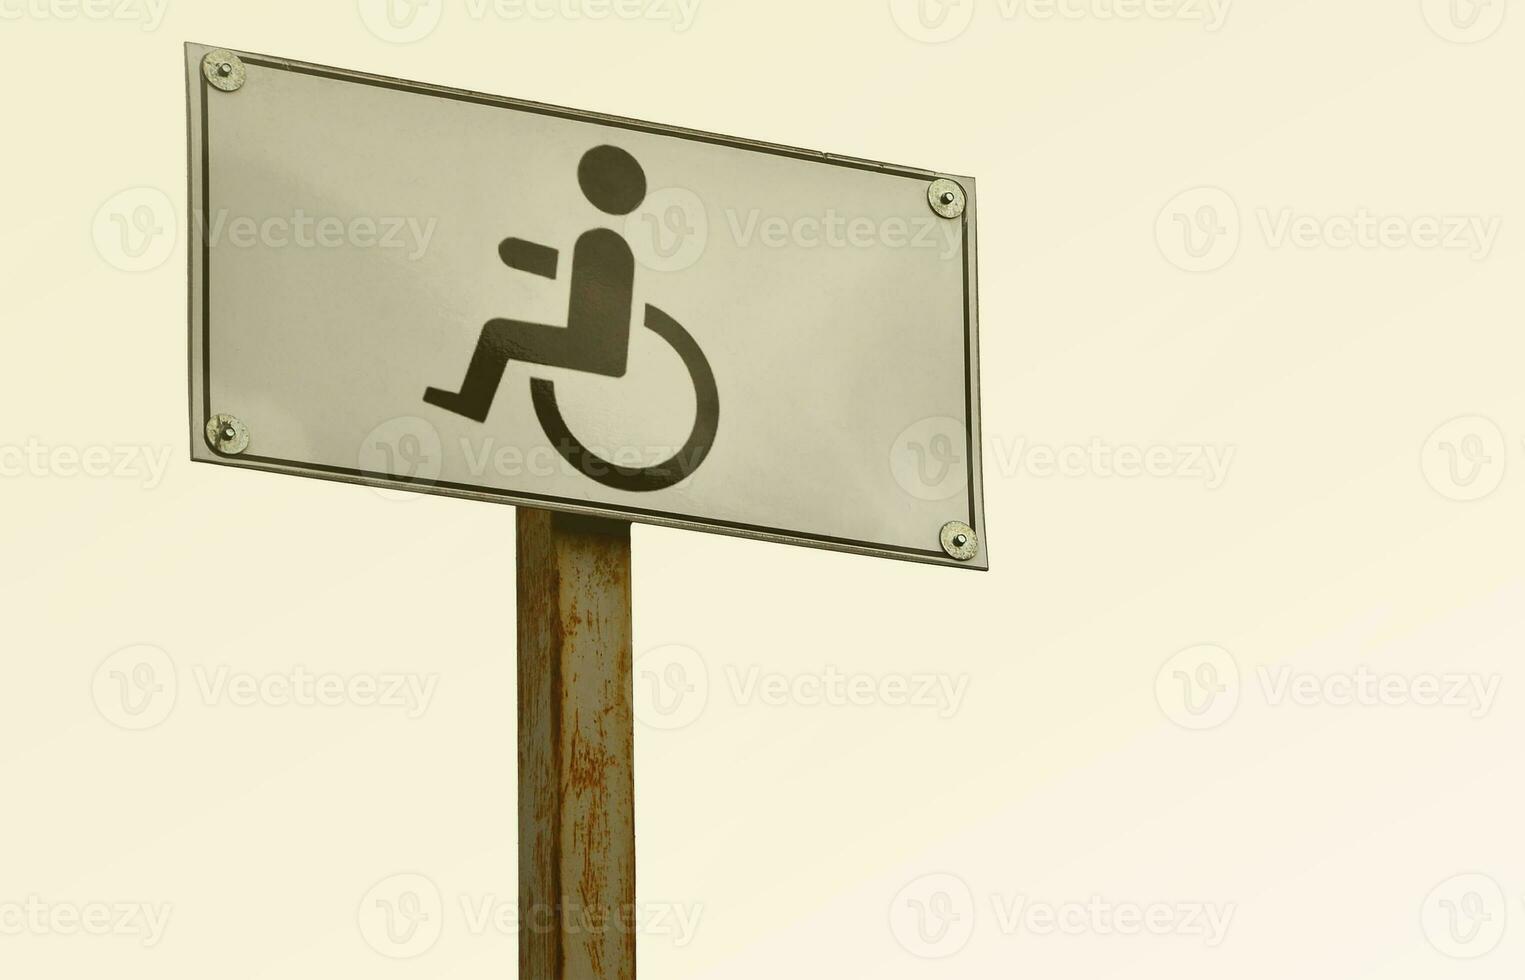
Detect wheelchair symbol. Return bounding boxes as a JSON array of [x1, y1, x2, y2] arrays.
[[425, 145, 719, 492]]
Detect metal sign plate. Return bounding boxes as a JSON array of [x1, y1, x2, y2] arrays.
[[187, 44, 986, 569]]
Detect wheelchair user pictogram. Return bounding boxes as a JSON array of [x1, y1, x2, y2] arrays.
[[424, 144, 719, 493]]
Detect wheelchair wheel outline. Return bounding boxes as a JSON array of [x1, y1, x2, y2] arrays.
[[530, 303, 719, 493]]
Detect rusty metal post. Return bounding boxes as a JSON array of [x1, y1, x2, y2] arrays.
[[518, 508, 636, 980]]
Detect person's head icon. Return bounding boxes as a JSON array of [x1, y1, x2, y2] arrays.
[[578, 145, 647, 217]]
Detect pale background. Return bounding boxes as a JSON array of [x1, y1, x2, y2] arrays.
[[2, 0, 1523, 978]]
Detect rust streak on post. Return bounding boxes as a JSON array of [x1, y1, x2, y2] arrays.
[[519, 508, 635, 980]]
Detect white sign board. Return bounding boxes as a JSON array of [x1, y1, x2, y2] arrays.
[[187, 44, 987, 569]]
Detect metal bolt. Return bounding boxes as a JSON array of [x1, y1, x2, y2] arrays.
[[939, 521, 978, 561], [205, 414, 250, 456], [202, 49, 246, 92], [927, 178, 967, 220]]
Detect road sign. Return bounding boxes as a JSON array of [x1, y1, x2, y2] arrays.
[[187, 44, 987, 569]]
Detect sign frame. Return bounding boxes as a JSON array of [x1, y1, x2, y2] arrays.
[[185, 42, 988, 570]]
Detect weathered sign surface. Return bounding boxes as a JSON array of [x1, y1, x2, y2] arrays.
[[188, 44, 986, 568]]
